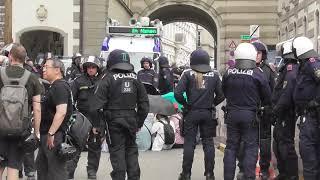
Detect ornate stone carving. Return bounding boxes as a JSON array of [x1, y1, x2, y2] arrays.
[[36, 5, 48, 21]]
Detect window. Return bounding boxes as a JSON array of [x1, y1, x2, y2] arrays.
[[294, 22, 297, 36], [303, 16, 307, 36], [197, 31, 201, 48], [285, 26, 288, 40], [315, 10, 319, 52]]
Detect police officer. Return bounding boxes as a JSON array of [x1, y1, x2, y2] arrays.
[[172, 65, 187, 87], [174, 49, 225, 180], [158, 56, 173, 94], [252, 41, 276, 179], [292, 36, 320, 180], [222, 43, 272, 180], [272, 41, 299, 180], [24, 56, 40, 77], [66, 53, 83, 82], [67, 56, 104, 179], [92, 49, 149, 180], [137, 57, 158, 89]]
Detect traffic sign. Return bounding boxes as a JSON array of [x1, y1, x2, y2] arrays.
[[241, 35, 251, 41], [250, 25, 260, 38], [229, 40, 237, 49]]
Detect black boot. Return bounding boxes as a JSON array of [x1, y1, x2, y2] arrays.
[[260, 170, 269, 180], [26, 172, 36, 180], [19, 170, 23, 178], [178, 173, 191, 180], [236, 171, 244, 180], [287, 176, 299, 180], [205, 173, 214, 180], [274, 174, 286, 180], [87, 171, 97, 179]]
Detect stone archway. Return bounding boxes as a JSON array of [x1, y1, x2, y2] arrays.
[[129, 0, 279, 71], [16, 26, 68, 59], [138, 1, 224, 70]]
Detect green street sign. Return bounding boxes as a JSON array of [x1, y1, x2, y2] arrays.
[[108, 26, 159, 35], [240, 35, 251, 40]]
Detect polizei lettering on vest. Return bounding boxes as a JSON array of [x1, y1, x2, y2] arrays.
[[228, 69, 253, 76], [113, 73, 137, 80]]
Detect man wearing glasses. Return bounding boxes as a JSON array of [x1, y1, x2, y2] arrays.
[[36, 58, 72, 180]]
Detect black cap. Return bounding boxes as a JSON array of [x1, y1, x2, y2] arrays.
[[158, 56, 170, 68], [190, 49, 211, 73], [107, 49, 134, 71]]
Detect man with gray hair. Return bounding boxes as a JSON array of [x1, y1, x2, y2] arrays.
[[36, 58, 72, 180]]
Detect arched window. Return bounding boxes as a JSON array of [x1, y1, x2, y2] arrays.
[[315, 10, 319, 52], [278, 30, 281, 41], [294, 22, 297, 36], [304, 16, 307, 36], [285, 26, 289, 39]]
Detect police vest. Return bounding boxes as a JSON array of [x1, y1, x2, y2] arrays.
[[106, 72, 139, 110], [74, 75, 99, 113]]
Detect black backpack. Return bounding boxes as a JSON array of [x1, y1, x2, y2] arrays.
[[158, 119, 175, 145]]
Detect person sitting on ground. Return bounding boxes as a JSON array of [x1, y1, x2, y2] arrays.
[[151, 114, 176, 151], [170, 110, 184, 149], [136, 113, 156, 151]]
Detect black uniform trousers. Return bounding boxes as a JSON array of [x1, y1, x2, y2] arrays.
[[298, 114, 320, 180], [273, 113, 298, 179], [66, 130, 102, 176], [259, 120, 272, 173], [182, 109, 216, 176], [108, 118, 140, 180], [87, 130, 102, 174], [36, 133, 67, 180]]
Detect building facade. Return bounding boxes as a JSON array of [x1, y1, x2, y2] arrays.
[[1, 0, 279, 69], [162, 22, 197, 67], [0, 1, 4, 47], [0, 0, 133, 58], [278, 0, 320, 52]]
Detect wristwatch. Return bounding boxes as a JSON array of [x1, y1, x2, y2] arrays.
[[48, 132, 55, 136]]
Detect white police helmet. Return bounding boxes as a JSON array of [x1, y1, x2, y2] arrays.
[[234, 43, 257, 69], [235, 43, 257, 61], [292, 36, 319, 60], [281, 41, 295, 60], [83, 56, 101, 69]]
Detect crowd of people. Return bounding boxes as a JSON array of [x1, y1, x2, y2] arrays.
[[0, 35, 319, 180]]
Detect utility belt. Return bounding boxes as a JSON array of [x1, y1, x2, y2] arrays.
[[222, 106, 258, 126]]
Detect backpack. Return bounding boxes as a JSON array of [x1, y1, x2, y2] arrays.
[[158, 119, 175, 145], [62, 80, 92, 149], [0, 67, 31, 138]]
